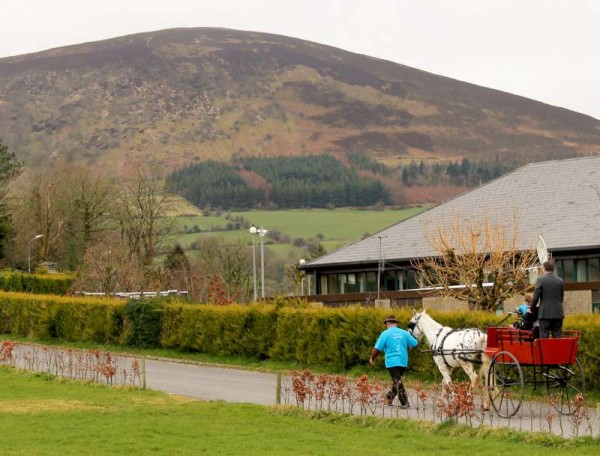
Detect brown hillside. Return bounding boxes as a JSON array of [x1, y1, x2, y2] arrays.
[[1, 27, 599, 176]]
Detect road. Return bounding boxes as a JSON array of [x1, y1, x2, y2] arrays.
[[145, 359, 278, 405]]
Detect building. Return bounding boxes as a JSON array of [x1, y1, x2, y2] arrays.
[[301, 156, 600, 313]]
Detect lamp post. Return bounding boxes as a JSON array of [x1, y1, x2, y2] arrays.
[[377, 235, 386, 300], [257, 228, 268, 298], [249, 227, 258, 301], [299, 258, 306, 295], [28, 234, 44, 274]]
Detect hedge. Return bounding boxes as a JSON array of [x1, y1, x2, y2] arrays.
[[1, 292, 599, 389], [0, 274, 73, 295]]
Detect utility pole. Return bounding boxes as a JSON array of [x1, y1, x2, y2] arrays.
[[377, 235, 387, 300]]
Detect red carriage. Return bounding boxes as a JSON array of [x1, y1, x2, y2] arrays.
[[485, 326, 585, 418]]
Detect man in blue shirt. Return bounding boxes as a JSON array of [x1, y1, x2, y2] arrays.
[[369, 314, 418, 407]]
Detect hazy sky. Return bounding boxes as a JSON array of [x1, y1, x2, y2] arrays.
[[2, 0, 599, 119]]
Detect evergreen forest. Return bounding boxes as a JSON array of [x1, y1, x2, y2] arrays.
[[167, 153, 525, 210]]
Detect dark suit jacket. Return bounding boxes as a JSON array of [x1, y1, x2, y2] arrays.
[[530, 272, 565, 319]]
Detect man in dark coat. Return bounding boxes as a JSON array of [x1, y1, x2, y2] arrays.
[[530, 261, 565, 338]]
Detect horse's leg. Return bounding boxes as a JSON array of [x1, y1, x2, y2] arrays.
[[459, 361, 479, 388], [458, 360, 491, 411], [479, 354, 492, 410], [434, 357, 454, 397]]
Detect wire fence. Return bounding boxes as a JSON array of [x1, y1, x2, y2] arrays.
[[0, 340, 145, 388], [280, 370, 599, 439]]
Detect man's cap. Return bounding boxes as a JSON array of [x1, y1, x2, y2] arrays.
[[383, 315, 399, 324]]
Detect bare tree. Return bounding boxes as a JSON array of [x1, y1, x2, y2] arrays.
[[412, 212, 537, 311], [193, 236, 253, 302], [112, 165, 173, 266], [71, 236, 152, 294], [8, 161, 112, 269]]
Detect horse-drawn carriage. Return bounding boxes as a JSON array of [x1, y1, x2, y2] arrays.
[[408, 310, 585, 419], [485, 326, 584, 418]]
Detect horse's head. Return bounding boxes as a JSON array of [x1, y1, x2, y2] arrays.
[[407, 308, 427, 340]]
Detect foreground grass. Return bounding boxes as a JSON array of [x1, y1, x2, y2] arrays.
[[0, 367, 597, 455]]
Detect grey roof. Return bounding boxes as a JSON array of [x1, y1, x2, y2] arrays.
[[309, 156, 600, 268]]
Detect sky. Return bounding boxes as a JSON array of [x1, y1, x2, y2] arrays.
[[2, 0, 599, 119]]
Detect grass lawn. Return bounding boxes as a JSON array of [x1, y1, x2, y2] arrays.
[[0, 367, 597, 455], [228, 207, 428, 241]]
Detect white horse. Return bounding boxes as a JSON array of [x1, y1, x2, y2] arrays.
[[408, 309, 491, 407]]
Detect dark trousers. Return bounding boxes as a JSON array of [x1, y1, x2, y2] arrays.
[[539, 318, 563, 338], [386, 366, 408, 406]]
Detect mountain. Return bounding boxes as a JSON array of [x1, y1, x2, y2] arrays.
[[1, 27, 599, 178]]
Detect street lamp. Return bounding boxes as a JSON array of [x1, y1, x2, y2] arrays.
[[257, 228, 268, 298], [249, 227, 258, 301], [28, 234, 44, 274], [299, 259, 306, 295]]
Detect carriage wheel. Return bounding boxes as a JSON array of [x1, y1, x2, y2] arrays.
[[487, 351, 524, 418], [544, 357, 585, 415]]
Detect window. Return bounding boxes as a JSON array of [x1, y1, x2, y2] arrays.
[[384, 270, 397, 291], [365, 272, 377, 292], [346, 274, 359, 293], [589, 258, 600, 281], [575, 259, 588, 282], [327, 274, 339, 294], [562, 260, 575, 283], [592, 290, 600, 314], [320, 275, 328, 294], [406, 270, 418, 289]]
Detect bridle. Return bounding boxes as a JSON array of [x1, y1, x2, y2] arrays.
[[407, 313, 422, 335]]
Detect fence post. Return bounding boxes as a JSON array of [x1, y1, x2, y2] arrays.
[[142, 357, 147, 390], [597, 403, 599, 439], [276, 372, 281, 405]]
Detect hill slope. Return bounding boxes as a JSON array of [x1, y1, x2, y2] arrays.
[[1, 27, 599, 176]]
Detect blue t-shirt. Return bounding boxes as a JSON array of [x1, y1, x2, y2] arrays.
[[374, 326, 418, 368], [517, 304, 529, 316]]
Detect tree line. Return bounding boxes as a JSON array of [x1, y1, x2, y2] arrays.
[[167, 154, 391, 210], [401, 156, 523, 187]]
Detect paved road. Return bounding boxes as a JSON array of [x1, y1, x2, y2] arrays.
[[145, 359, 278, 405]]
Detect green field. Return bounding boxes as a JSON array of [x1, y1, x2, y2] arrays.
[[0, 367, 596, 455], [170, 207, 429, 262]]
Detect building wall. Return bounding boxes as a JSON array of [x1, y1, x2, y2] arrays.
[[564, 290, 591, 314], [422, 295, 469, 312], [422, 293, 525, 313]]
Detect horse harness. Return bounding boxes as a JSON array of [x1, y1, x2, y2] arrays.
[[410, 316, 483, 368]]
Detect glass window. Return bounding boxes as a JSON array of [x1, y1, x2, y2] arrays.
[[327, 274, 339, 294], [575, 259, 588, 282], [406, 270, 418, 289], [562, 260, 575, 283], [384, 270, 397, 290], [320, 275, 328, 295], [346, 274, 359, 293], [555, 261, 564, 279], [365, 272, 377, 292], [589, 258, 600, 281], [339, 274, 348, 293]]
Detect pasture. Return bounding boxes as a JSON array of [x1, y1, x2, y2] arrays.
[[0, 367, 597, 455], [169, 206, 429, 262]]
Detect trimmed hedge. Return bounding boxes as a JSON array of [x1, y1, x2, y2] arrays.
[[1, 292, 599, 389], [0, 274, 73, 295], [0, 292, 124, 344]]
